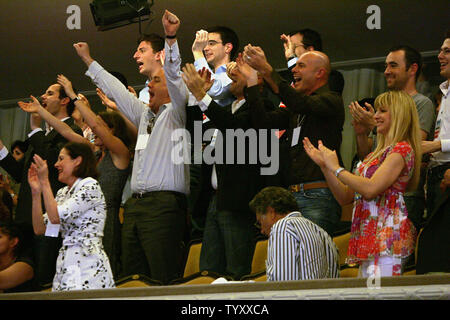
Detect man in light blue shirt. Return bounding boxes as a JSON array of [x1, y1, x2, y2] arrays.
[[191, 26, 239, 107]]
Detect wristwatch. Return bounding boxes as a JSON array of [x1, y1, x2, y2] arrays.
[[70, 96, 81, 104], [334, 167, 345, 177]]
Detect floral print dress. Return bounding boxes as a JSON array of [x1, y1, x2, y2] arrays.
[[347, 141, 417, 275], [44, 177, 115, 290]]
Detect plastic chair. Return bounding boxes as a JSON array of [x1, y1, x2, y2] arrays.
[[333, 232, 360, 277], [251, 239, 268, 274], [183, 239, 202, 278]]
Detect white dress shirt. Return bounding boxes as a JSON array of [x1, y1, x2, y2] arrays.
[[429, 80, 450, 166]]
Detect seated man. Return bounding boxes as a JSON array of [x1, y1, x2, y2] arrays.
[[249, 186, 339, 281]]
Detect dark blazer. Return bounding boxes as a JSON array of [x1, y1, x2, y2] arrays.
[[202, 96, 276, 215], [0, 118, 82, 226], [416, 190, 450, 274]]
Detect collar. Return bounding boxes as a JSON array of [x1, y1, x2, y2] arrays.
[[313, 83, 330, 95], [285, 211, 302, 219], [215, 64, 227, 74], [46, 116, 71, 134], [440, 80, 449, 96], [231, 98, 246, 114]]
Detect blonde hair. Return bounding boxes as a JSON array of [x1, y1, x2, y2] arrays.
[[364, 91, 422, 191]]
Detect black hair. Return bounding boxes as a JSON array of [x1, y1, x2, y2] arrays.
[[109, 71, 128, 88], [329, 69, 345, 95], [389, 45, 423, 82], [98, 111, 132, 149], [289, 28, 323, 52], [56, 84, 76, 117], [137, 33, 165, 53], [249, 186, 299, 216], [11, 140, 29, 154], [0, 221, 33, 257], [206, 26, 240, 60]]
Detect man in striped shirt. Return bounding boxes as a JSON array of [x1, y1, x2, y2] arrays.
[[250, 186, 339, 281]]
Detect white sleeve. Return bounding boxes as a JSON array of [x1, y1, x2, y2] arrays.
[[163, 40, 189, 116], [85, 61, 147, 128]]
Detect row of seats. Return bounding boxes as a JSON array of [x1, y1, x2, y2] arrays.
[[41, 204, 420, 290]]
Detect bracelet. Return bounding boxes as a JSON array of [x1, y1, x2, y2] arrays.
[[334, 167, 345, 177], [165, 34, 176, 39]]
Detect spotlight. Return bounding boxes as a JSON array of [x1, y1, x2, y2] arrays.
[[90, 0, 154, 32]]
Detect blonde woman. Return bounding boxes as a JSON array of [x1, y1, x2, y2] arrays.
[[303, 90, 421, 277]]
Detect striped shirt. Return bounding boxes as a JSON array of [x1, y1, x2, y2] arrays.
[[266, 211, 339, 281]]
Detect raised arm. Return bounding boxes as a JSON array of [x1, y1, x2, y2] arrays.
[[18, 96, 87, 145], [73, 42, 147, 127], [237, 53, 290, 130], [57, 75, 130, 168], [349, 101, 376, 160], [32, 154, 60, 225], [27, 163, 46, 235], [192, 29, 232, 102], [96, 88, 138, 142], [162, 10, 189, 114]]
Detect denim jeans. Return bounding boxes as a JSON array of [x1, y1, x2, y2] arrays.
[[291, 183, 341, 236], [199, 194, 258, 280]]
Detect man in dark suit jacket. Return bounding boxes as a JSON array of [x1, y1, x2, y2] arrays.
[[416, 169, 450, 274], [0, 83, 82, 286], [182, 62, 276, 280]]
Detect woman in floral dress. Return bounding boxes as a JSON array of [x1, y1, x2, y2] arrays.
[[303, 90, 421, 277], [28, 142, 115, 290]]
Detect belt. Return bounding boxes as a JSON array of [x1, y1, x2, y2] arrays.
[[288, 181, 328, 192], [428, 163, 450, 175], [132, 190, 185, 199], [132, 192, 153, 199]]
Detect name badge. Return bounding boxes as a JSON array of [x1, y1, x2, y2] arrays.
[[210, 129, 219, 148], [136, 134, 150, 150], [291, 126, 301, 147], [45, 222, 60, 237]]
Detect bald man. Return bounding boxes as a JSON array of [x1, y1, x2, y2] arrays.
[[243, 46, 345, 236]]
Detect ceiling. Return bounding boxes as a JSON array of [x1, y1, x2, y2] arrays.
[[0, 0, 448, 105]]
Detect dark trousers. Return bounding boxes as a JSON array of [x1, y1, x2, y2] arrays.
[[121, 191, 187, 284], [426, 164, 450, 219], [199, 194, 258, 280], [33, 234, 62, 287], [102, 206, 122, 280]]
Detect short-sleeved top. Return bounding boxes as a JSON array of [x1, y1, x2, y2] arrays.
[[347, 141, 417, 264], [3, 255, 37, 293]]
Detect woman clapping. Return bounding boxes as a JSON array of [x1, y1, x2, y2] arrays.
[[28, 142, 115, 291]]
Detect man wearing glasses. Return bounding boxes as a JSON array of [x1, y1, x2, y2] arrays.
[[192, 26, 239, 107], [281, 29, 323, 72]]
